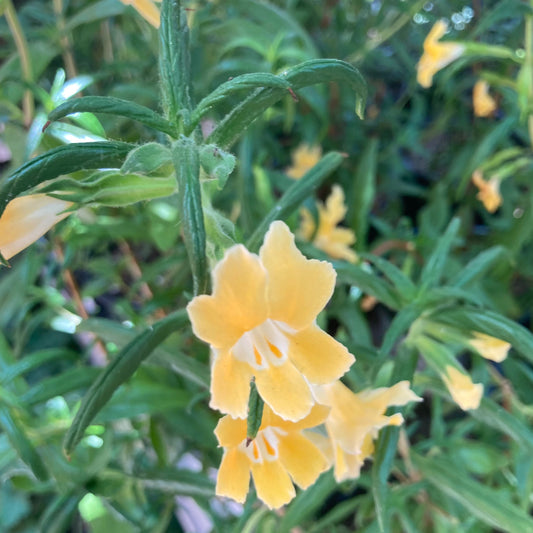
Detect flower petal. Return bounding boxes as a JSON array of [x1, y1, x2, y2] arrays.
[[187, 245, 268, 350], [288, 323, 354, 384], [216, 448, 250, 503], [0, 194, 73, 260], [255, 361, 314, 422], [278, 432, 329, 489], [214, 415, 247, 447], [250, 459, 295, 509], [210, 349, 253, 418], [442, 365, 483, 411], [260, 221, 336, 330]]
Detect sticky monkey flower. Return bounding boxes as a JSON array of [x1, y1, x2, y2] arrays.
[[0, 194, 73, 261], [473, 80, 497, 117], [187, 221, 354, 422], [472, 170, 502, 213], [214, 404, 330, 509], [286, 144, 322, 179], [120, 0, 160, 28], [417, 20, 465, 88], [441, 365, 483, 411], [299, 185, 357, 263], [313, 380, 422, 482], [467, 332, 510, 363]]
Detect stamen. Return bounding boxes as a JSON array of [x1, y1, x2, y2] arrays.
[[267, 340, 283, 359], [263, 437, 276, 456], [254, 347, 263, 366]]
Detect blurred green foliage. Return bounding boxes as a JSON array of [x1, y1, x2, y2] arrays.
[[2, 0, 533, 531]]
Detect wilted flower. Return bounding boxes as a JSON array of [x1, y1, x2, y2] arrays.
[[472, 170, 502, 213], [313, 380, 421, 481], [441, 365, 483, 411], [286, 144, 322, 179], [473, 80, 497, 117], [120, 0, 160, 28], [215, 404, 330, 509], [187, 221, 354, 422], [417, 20, 465, 88], [0, 194, 73, 261], [299, 185, 357, 263], [468, 332, 510, 363]]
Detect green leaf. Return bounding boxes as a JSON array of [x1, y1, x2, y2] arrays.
[[121, 143, 172, 175], [246, 379, 264, 441], [63, 310, 189, 455], [39, 492, 84, 533], [0, 141, 133, 217], [41, 171, 176, 207], [159, 0, 192, 125], [0, 407, 49, 481], [209, 59, 367, 148], [246, 151, 344, 251], [47, 96, 175, 136], [172, 136, 208, 294], [199, 144, 236, 189], [418, 218, 461, 293], [449, 246, 510, 288], [135, 469, 214, 498], [64, 0, 125, 31], [412, 453, 533, 533]]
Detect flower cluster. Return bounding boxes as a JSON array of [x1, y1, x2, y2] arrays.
[[187, 221, 420, 508]]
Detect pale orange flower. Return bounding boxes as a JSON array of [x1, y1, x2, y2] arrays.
[[472, 169, 502, 213], [417, 20, 465, 88], [0, 194, 73, 261], [299, 185, 357, 263], [313, 380, 421, 481], [215, 404, 330, 509], [473, 80, 497, 117], [441, 365, 483, 411], [120, 0, 160, 28], [187, 221, 355, 422], [468, 332, 510, 363], [286, 144, 322, 179]]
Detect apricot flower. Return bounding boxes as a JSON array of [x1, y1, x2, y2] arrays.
[[120, 0, 160, 28], [441, 365, 483, 410], [187, 221, 354, 421], [417, 20, 465, 88], [215, 404, 330, 508], [313, 380, 421, 481], [472, 170, 502, 213], [473, 80, 497, 117], [0, 194, 73, 261], [299, 185, 357, 263], [468, 332, 510, 363], [286, 144, 322, 179]]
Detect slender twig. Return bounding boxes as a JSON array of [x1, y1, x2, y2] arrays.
[[53, 0, 78, 79]]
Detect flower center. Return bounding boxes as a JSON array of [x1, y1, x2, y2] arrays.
[[239, 426, 287, 463], [231, 319, 294, 370]]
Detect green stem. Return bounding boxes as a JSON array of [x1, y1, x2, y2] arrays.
[[3, 0, 33, 126], [526, 6, 533, 148]]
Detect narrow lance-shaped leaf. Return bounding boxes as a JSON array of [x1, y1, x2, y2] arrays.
[[0, 141, 133, 217], [246, 151, 344, 251], [159, 0, 192, 127], [246, 379, 264, 443], [172, 137, 208, 295], [47, 96, 176, 136], [209, 59, 367, 149], [63, 310, 189, 455]]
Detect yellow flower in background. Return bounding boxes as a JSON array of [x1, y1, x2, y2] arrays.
[[187, 221, 354, 422], [417, 20, 465, 88], [313, 380, 421, 482], [0, 194, 73, 261], [441, 365, 483, 411], [120, 0, 160, 28], [473, 80, 497, 117], [286, 144, 322, 179], [468, 332, 510, 363], [299, 185, 357, 263], [215, 404, 330, 509], [471, 170, 502, 213]]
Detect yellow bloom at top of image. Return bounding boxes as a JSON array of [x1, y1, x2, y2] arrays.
[[186, 221, 355, 422], [0, 194, 73, 262], [313, 380, 421, 482], [473, 80, 497, 117], [121, 0, 160, 28], [417, 20, 465, 88], [441, 365, 483, 411], [299, 185, 357, 263], [471, 169, 502, 213], [286, 144, 322, 179], [468, 332, 510, 363], [214, 404, 330, 509]]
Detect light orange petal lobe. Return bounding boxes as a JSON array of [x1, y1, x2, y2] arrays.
[[250, 460, 295, 509], [216, 448, 250, 503]]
